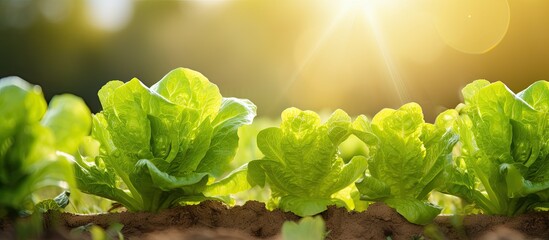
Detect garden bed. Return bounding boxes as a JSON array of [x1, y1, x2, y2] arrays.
[[2, 201, 549, 239], [3, 71, 549, 240]]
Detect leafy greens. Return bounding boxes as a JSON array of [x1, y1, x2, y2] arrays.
[[439, 80, 549, 216], [353, 103, 458, 225], [247, 108, 367, 216], [74, 68, 256, 212], [281, 216, 326, 240], [0, 77, 91, 217]]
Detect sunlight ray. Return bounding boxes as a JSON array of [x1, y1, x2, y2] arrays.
[[278, 3, 356, 103], [364, 6, 409, 104]]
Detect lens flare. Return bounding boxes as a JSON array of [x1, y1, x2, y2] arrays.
[[434, 0, 510, 54]]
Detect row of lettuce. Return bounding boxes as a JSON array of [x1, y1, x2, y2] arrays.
[[1, 68, 548, 225]]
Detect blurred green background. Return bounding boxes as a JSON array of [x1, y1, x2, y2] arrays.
[[1, 0, 548, 121]]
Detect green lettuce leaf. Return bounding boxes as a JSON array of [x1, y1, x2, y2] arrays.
[[41, 95, 92, 154], [440, 80, 549, 215], [282, 216, 326, 240], [0, 77, 91, 217], [248, 108, 368, 216], [74, 68, 256, 212], [384, 198, 442, 225], [354, 102, 457, 224]]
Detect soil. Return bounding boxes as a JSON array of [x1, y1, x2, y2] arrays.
[[1, 201, 548, 240]]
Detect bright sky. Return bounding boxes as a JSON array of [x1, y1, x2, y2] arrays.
[[1, 0, 546, 121]]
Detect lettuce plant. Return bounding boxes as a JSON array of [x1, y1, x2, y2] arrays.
[[439, 80, 549, 216], [353, 103, 458, 225], [281, 216, 326, 240], [0, 77, 91, 217], [247, 108, 367, 216], [74, 68, 256, 212]]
